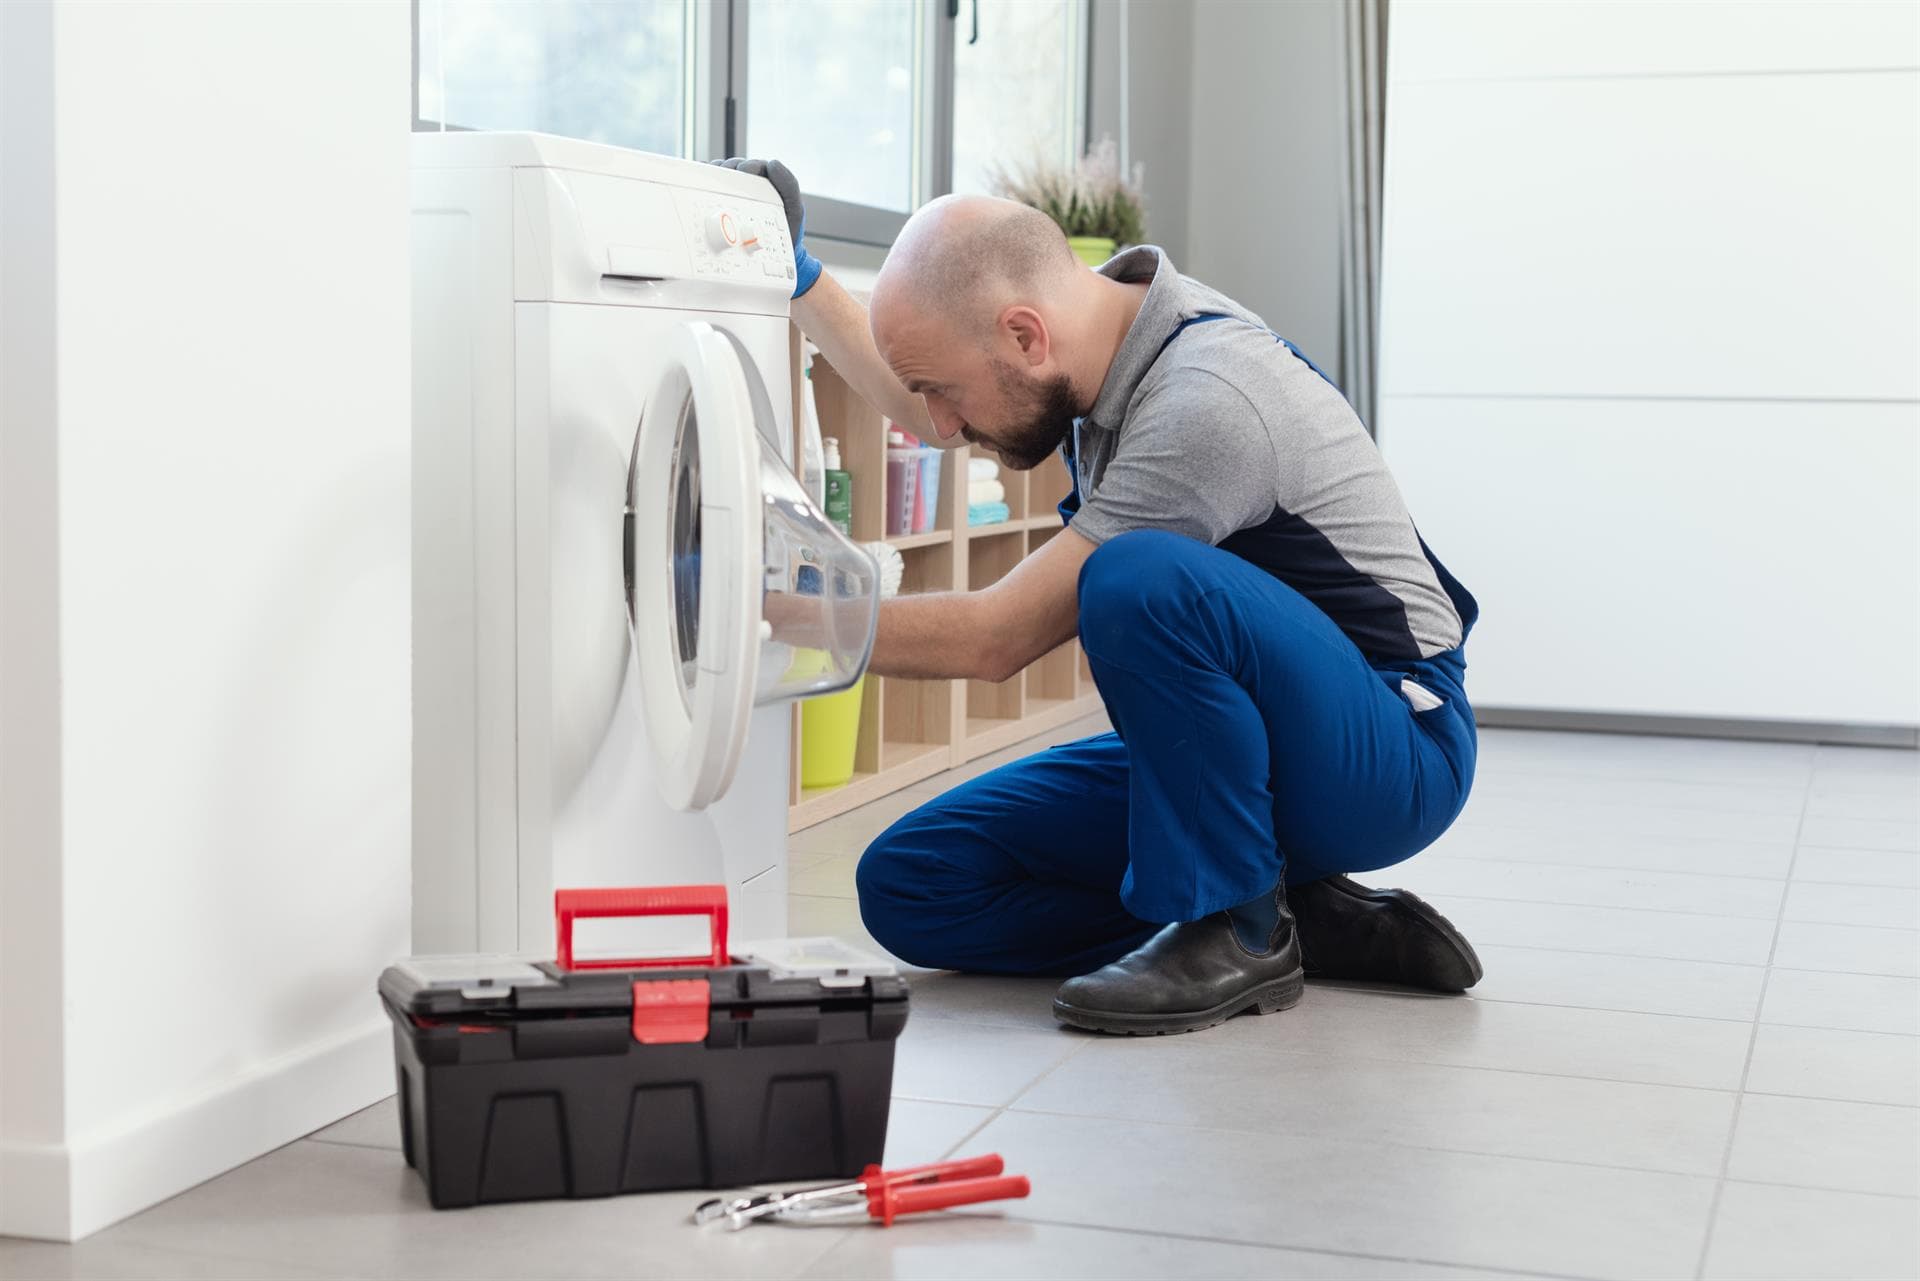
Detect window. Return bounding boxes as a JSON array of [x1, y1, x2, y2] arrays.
[[415, 0, 695, 156], [744, 0, 923, 215], [413, 0, 1089, 244], [952, 0, 1086, 197]]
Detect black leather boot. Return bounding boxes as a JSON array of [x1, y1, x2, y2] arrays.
[[1052, 885, 1304, 1036], [1291, 874, 1483, 992]]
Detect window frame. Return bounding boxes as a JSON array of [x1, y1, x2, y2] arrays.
[[726, 0, 951, 248]]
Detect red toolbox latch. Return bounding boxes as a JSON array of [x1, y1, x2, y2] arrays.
[[631, 979, 711, 1045]]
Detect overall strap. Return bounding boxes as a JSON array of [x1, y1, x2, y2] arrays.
[[1152, 311, 1234, 362]]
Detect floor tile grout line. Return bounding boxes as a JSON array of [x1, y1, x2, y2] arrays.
[[897, 1003, 1918, 1093], [1720, 1176, 1920, 1202], [1449, 822, 1803, 848], [2, 1234, 345, 1281], [1432, 853, 1920, 889], [1458, 992, 1765, 1025], [788, 1222, 864, 1280], [968, 1211, 1616, 1281], [1459, 937, 1912, 975], [1417, 890, 1791, 922], [1427, 853, 1797, 883], [301, 1135, 400, 1153], [1717, 1086, 1920, 1111], [993, 1100, 1744, 1184], [1466, 982, 1919, 1022], [978, 1029, 1764, 1096], [921, 1031, 1100, 1163], [1691, 753, 1817, 1280]]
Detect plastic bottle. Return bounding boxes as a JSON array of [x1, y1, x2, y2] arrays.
[[822, 436, 853, 537], [798, 346, 826, 507], [912, 444, 941, 534], [885, 427, 919, 536]]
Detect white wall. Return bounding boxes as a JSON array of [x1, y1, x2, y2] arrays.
[[1377, 0, 1919, 729], [1085, 0, 1348, 367], [0, 0, 71, 1241], [1088, 0, 1197, 264], [1184, 0, 1346, 370], [0, 0, 412, 1240]]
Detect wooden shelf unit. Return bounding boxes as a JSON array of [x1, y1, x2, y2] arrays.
[[788, 347, 1104, 832]]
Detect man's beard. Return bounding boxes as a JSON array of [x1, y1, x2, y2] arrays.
[[962, 363, 1079, 471]]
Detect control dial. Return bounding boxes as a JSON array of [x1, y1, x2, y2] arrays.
[[703, 209, 741, 252]]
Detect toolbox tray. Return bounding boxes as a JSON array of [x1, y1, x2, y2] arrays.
[[378, 886, 909, 1209]]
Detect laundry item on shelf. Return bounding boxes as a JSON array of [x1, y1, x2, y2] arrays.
[[967, 478, 1006, 505], [968, 501, 1011, 527], [967, 456, 999, 482]]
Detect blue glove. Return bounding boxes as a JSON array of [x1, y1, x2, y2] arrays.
[[712, 157, 822, 299]]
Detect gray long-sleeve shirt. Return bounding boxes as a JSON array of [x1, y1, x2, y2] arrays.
[[1065, 246, 1465, 664]]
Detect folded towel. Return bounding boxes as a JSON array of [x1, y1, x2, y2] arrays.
[[967, 501, 1011, 527], [967, 457, 999, 482], [967, 479, 1005, 505]]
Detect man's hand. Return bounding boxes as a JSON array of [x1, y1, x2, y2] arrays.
[[712, 157, 821, 300]]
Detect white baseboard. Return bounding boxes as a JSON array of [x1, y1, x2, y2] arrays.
[[0, 1137, 74, 1241], [0, 1018, 393, 1242]]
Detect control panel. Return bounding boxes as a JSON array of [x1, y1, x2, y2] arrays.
[[680, 190, 795, 285]]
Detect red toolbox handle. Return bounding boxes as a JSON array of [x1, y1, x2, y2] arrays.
[[554, 886, 729, 971]]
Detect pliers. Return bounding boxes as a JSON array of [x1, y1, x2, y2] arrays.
[[691, 1154, 1029, 1229]]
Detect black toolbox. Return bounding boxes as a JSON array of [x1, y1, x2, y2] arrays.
[[378, 885, 910, 1209]]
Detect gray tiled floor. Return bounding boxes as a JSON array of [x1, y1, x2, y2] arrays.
[[6, 722, 1918, 1280]]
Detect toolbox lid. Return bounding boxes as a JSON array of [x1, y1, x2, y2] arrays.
[[731, 937, 897, 989], [380, 938, 908, 1020], [392, 955, 556, 1001]]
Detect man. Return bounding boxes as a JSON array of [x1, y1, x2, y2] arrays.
[[720, 158, 1483, 1037]]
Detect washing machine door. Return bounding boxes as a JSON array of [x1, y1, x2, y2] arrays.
[[627, 321, 879, 811]]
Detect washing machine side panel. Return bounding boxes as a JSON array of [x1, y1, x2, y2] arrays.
[[512, 304, 555, 953], [410, 166, 519, 955]]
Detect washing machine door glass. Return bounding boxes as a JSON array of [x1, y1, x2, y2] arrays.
[[628, 321, 878, 811]]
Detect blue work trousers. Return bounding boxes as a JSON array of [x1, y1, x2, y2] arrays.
[[855, 529, 1478, 976]]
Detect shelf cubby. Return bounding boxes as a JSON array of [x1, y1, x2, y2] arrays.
[[963, 527, 1027, 740], [1027, 451, 1074, 524]]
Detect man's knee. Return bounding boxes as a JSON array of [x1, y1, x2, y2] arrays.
[[1078, 529, 1213, 653], [855, 808, 963, 969]]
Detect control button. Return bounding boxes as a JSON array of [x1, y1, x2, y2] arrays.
[[703, 210, 740, 252]]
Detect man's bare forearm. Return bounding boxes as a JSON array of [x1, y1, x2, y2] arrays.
[[865, 527, 1092, 683], [792, 272, 940, 442], [867, 591, 1004, 681]]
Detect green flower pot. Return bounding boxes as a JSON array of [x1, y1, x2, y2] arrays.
[[1067, 236, 1117, 267]]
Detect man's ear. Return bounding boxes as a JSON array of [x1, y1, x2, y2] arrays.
[[999, 305, 1050, 367]]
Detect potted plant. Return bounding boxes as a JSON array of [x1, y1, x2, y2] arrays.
[[989, 136, 1146, 267]]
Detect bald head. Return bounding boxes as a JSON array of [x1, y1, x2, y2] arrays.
[[871, 194, 1081, 336], [866, 195, 1143, 466]]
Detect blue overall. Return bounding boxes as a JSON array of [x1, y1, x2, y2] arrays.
[[856, 324, 1480, 977]]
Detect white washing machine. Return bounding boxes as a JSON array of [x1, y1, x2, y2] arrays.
[[410, 131, 877, 958]]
